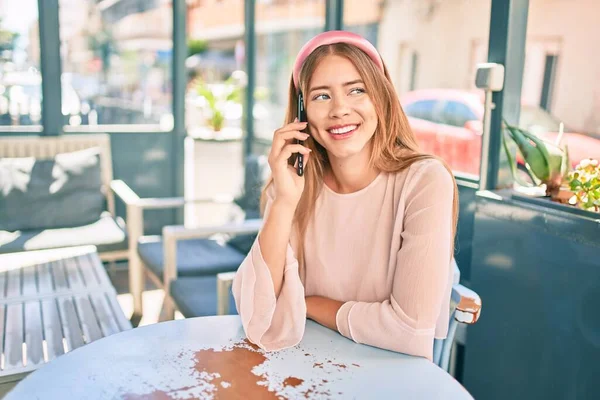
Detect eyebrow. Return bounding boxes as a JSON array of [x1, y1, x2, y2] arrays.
[[308, 79, 364, 93]]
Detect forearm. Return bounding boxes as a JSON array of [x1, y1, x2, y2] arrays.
[[258, 200, 296, 297], [305, 296, 343, 332]]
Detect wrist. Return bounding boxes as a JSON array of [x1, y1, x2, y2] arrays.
[[305, 296, 313, 318], [271, 199, 298, 217]]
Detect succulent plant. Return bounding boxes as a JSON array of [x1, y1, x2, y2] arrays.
[[567, 158, 600, 212], [502, 119, 569, 197]]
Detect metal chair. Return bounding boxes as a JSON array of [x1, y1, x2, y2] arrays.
[[433, 259, 482, 372]]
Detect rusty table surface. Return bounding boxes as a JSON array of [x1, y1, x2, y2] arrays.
[[5, 315, 473, 399]]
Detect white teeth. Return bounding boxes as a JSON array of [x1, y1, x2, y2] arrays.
[[329, 125, 357, 134]]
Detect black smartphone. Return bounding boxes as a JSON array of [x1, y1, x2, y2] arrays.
[[296, 91, 306, 176]]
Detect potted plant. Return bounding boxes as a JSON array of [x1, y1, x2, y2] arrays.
[[184, 72, 247, 227], [502, 120, 575, 205], [195, 75, 242, 133]]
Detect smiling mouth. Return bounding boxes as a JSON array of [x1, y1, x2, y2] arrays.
[[327, 124, 360, 137]]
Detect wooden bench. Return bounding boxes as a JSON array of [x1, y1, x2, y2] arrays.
[[0, 246, 131, 392]]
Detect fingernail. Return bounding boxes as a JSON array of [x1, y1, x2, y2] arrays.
[[294, 117, 298, 122]]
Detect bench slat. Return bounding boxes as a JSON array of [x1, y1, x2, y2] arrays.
[[74, 296, 103, 343], [0, 305, 5, 369], [50, 260, 68, 291], [41, 299, 65, 361], [62, 257, 84, 291], [0, 271, 7, 299], [24, 301, 44, 367], [57, 297, 84, 351], [105, 293, 132, 332], [6, 269, 21, 298], [89, 293, 119, 337], [78, 254, 103, 289], [37, 263, 54, 295], [4, 303, 23, 370], [21, 265, 38, 297]]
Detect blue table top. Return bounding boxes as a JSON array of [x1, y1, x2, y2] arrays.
[[7, 315, 473, 399]]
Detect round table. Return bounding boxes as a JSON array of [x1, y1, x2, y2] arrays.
[[7, 316, 473, 399]]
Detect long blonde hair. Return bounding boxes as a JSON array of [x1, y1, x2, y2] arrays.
[[261, 43, 459, 274]]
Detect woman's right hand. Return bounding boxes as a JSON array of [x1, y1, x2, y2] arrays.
[[268, 119, 312, 208]]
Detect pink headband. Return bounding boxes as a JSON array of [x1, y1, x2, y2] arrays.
[[292, 30, 384, 89]]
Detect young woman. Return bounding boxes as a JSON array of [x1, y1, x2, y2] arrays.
[[232, 30, 458, 361]]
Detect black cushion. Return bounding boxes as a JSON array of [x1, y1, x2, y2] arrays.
[[170, 276, 237, 318], [0, 147, 104, 231], [0, 213, 127, 254], [137, 237, 245, 280]]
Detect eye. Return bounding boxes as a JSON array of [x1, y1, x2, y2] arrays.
[[312, 93, 330, 101], [350, 87, 366, 95]]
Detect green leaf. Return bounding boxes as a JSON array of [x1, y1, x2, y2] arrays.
[[502, 129, 537, 187], [503, 121, 549, 181]]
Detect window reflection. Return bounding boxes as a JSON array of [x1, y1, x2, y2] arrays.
[[346, 0, 492, 178], [59, 0, 173, 129], [185, 0, 246, 138], [0, 0, 41, 127], [254, 0, 326, 142]]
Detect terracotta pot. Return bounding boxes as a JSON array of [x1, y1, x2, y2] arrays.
[[550, 186, 575, 204]]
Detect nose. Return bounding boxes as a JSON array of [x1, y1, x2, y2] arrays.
[[328, 96, 351, 119]]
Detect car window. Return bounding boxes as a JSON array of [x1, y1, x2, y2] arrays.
[[441, 101, 478, 127], [403, 100, 438, 122]]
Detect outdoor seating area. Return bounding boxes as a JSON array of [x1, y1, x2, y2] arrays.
[[1, 0, 599, 399]]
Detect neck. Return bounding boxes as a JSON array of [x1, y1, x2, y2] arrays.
[[325, 148, 380, 194]]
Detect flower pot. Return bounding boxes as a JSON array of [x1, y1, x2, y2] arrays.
[[184, 126, 244, 227]]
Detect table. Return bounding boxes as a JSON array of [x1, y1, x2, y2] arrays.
[[0, 246, 131, 386], [6, 315, 473, 399]]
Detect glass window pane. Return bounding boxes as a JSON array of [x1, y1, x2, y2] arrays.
[[0, 0, 41, 127], [346, 0, 492, 178], [59, 0, 173, 129], [443, 101, 478, 128], [185, 0, 245, 137], [254, 0, 326, 144], [524, 3, 600, 171]]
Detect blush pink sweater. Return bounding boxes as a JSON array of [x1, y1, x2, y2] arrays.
[[232, 159, 455, 361]]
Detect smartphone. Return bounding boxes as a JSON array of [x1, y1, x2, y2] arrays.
[[296, 91, 306, 176]]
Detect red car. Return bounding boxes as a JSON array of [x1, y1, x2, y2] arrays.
[[400, 89, 600, 177]]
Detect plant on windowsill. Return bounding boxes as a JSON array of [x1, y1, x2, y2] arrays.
[[566, 158, 600, 212], [502, 119, 574, 204]]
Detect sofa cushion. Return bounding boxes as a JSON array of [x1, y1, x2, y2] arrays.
[[138, 237, 245, 280], [0, 147, 104, 231], [0, 213, 127, 254], [170, 276, 237, 318]]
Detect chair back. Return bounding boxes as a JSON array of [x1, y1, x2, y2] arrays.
[[0, 134, 115, 216], [433, 259, 461, 371]]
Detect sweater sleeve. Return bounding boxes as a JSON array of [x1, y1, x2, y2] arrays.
[[335, 160, 455, 361], [232, 186, 307, 351]]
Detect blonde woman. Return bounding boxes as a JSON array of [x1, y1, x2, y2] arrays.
[[232, 31, 458, 361]]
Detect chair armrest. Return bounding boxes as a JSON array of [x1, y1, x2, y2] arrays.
[[111, 180, 235, 210], [217, 272, 236, 315], [452, 284, 482, 324], [136, 194, 235, 210], [162, 219, 263, 288], [110, 180, 140, 206], [162, 218, 263, 241]]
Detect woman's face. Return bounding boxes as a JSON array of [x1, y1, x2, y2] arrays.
[[305, 54, 378, 163]]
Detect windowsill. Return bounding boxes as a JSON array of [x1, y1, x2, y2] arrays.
[[0, 126, 43, 134], [63, 125, 171, 134]]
